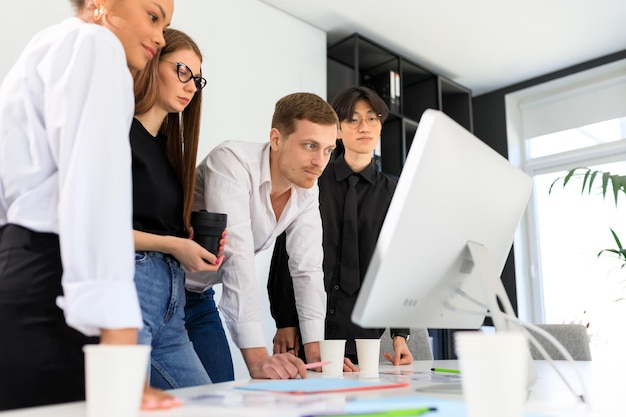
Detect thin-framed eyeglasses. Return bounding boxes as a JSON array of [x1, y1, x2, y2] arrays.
[[161, 60, 207, 90], [344, 114, 382, 129]]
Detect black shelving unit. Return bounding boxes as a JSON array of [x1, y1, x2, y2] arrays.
[[328, 33, 473, 177]]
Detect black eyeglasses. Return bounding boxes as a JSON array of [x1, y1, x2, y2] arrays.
[[161, 60, 207, 90]]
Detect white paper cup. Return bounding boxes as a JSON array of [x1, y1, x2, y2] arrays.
[[355, 338, 381, 378], [83, 344, 151, 417], [455, 331, 528, 417], [319, 339, 346, 376]]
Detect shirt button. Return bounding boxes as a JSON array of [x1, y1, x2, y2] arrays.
[[329, 309, 335, 314], [334, 285, 339, 290]]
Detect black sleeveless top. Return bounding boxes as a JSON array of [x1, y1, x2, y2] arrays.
[[130, 118, 186, 238]]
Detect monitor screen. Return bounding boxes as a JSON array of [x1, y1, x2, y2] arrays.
[[351, 109, 533, 330]]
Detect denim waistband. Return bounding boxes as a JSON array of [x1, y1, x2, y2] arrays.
[[136, 250, 179, 266]]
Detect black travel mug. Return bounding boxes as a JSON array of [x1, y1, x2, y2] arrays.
[[190, 210, 227, 255]]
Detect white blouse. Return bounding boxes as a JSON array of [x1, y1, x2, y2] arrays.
[[0, 18, 142, 336], [187, 141, 326, 348]]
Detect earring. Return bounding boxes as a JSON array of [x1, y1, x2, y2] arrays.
[[93, 5, 104, 21]]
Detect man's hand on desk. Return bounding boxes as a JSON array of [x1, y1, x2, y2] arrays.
[[272, 327, 300, 356], [382, 335, 414, 365], [303, 341, 321, 364], [242, 347, 307, 379], [272, 330, 323, 366], [264, 337, 360, 374], [342, 357, 359, 372]]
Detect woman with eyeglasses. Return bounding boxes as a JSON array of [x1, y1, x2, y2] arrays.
[[267, 86, 414, 367], [0, 0, 180, 411], [130, 27, 224, 390]]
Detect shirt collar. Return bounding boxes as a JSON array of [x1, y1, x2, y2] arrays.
[[333, 153, 377, 185], [260, 142, 272, 187]]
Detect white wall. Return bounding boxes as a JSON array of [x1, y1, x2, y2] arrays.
[[172, 0, 327, 161], [0, 3, 74, 68], [1, 0, 327, 381]]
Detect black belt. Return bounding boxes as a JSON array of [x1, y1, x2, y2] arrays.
[[0, 224, 59, 248]]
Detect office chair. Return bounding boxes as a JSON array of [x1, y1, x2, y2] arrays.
[[527, 324, 592, 361], [379, 328, 433, 361]]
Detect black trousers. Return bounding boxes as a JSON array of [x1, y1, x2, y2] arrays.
[[0, 224, 98, 410]]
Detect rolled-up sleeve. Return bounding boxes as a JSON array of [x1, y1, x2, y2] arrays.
[[285, 195, 326, 344], [47, 27, 141, 335]]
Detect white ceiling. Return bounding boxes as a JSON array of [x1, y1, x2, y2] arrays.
[[259, 0, 626, 96]]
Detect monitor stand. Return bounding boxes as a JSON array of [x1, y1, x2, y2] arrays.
[[466, 240, 538, 391], [415, 242, 537, 397]]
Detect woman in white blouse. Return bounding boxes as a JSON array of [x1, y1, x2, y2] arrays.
[[0, 0, 179, 411]]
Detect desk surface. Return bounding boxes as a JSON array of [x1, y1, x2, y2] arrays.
[[1, 359, 621, 416]]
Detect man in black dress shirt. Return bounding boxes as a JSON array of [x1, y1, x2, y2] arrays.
[[267, 86, 413, 368]]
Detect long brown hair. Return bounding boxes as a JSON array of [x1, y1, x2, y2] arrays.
[[69, 0, 86, 12], [133, 28, 204, 234]]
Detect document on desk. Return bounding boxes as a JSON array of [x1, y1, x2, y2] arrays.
[[235, 377, 409, 395]]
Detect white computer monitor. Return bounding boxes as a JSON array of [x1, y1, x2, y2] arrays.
[[351, 109, 533, 334]]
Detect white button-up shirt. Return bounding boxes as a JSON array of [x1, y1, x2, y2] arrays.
[[0, 18, 142, 336], [187, 141, 326, 348]]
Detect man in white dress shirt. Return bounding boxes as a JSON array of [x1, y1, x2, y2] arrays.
[[185, 92, 338, 380]]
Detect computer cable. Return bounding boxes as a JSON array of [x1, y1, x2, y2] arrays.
[[445, 289, 589, 405]]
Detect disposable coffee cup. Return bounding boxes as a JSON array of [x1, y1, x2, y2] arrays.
[[355, 338, 381, 378], [83, 344, 150, 417], [191, 210, 227, 255], [455, 331, 528, 417], [319, 339, 346, 377]]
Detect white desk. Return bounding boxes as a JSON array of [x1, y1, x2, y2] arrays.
[[1, 359, 621, 416]]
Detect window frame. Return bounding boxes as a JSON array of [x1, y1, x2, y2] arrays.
[[504, 59, 626, 323]]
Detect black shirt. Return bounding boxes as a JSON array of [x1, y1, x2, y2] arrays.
[[267, 153, 409, 361], [130, 118, 186, 238]]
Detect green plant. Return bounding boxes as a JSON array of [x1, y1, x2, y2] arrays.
[[550, 167, 626, 267]]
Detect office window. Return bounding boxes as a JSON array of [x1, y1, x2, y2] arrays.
[[506, 59, 626, 360], [527, 116, 626, 158]]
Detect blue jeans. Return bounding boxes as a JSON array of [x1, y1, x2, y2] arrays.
[[134, 251, 211, 389], [185, 288, 235, 382]]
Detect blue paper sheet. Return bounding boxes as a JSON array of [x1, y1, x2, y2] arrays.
[[235, 377, 408, 394]]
